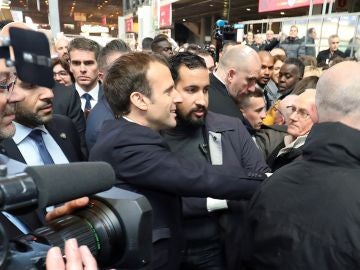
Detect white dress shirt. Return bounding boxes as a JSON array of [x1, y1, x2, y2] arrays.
[[13, 122, 69, 166], [75, 82, 100, 111]]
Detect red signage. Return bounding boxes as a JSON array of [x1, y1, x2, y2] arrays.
[[159, 4, 172, 28], [259, 0, 331, 12], [101, 15, 107, 26], [125, 17, 133, 32]]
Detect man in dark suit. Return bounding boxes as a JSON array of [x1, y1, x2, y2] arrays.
[[68, 37, 103, 115], [86, 39, 131, 151], [90, 52, 265, 270], [165, 52, 269, 270], [1, 74, 85, 164], [317, 34, 346, 67], [52, 82, 86, 155], [209, 44, 261, 131]]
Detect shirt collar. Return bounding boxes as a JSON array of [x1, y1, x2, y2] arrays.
[[13, 122, 48, 144], [75, 82, 100, 101]]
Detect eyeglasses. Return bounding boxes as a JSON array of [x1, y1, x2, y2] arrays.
[[0, 76, 17, 95], [53, 70, 69, 77], [287, 105, 310, 119]]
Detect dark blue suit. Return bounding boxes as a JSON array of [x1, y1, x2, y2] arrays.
[[85, 95, 114, 151], [89, 117, 264, 270]]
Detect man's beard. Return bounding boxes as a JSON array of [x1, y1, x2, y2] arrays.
[[15, 105, 52, 128], [176, 106, 207, 128]]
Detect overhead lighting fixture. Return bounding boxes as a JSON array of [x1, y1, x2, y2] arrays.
[[280, 12, 285, 15], [182, 18, 186, 22], [246, 8, 251, 11]]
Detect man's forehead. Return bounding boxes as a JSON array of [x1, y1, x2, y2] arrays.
[[280, 64, 298, 73], [70, 49, 96, 58]]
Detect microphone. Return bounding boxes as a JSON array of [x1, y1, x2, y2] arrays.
[[216, 19, 227, 28], [0, 162, 115, 212]]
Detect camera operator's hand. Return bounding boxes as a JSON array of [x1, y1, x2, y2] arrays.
[[45, 197, 89, 222], [46, 238, 97, 270]]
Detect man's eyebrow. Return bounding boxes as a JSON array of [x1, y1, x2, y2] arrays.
[[163, 85, 174, 93]]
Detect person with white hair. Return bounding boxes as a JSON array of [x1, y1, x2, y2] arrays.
[[243, 61, 360, 269]]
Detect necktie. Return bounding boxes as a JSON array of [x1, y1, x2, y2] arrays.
[[82, 93, 92, 110], [28, 129, 54, 165]]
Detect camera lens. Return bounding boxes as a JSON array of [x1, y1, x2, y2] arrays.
[[33, 198, 125, 267]]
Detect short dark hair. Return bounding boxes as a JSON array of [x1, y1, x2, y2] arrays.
[[68, 37, 101, 60], [237, 88, 264, 109], [307, 27, 315, 35], [284, 57, 305, 78], [104, 52, 168, 116], [97, 39, 131, 72], [168, 52, 207, 83], [142, 37, 153, 50], [151, 36, 170, 52]]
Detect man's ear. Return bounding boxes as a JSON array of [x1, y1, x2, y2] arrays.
[[310, 103, 319, 123], [129, 92, 148, 111], [226, 68, 236, 83]]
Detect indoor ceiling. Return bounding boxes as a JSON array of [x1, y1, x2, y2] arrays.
[[9, 0, 123, 26], [172, 0, 311, 24]]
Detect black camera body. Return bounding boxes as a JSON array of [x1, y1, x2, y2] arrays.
[[2, 188, 152, 270]]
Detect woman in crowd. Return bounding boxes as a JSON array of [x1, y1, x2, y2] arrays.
[[52, 57, 74, 86]]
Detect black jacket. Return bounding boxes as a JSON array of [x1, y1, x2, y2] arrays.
[[316, 48, 346, 66], [1, 114, 86, 163], [243, 122, 360, 270], [90, 117, 265, 270]]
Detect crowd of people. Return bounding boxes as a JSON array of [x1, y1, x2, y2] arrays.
[[1, 19, 360, 270]]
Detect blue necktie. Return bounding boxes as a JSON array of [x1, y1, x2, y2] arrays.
[[28, 129, 54, 165], [82, 93, 92, 110]]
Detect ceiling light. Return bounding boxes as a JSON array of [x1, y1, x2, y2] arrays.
[[182, 18, 186, 22], [246, 8, 251, 11], [280, 12, 285, 15]]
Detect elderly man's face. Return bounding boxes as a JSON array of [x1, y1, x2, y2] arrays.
[[287, 96, 314, 137], [0, 71, 25, 139]]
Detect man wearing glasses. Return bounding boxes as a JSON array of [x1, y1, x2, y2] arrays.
[[266, 89, 316, 171], [317, 34, 346, 67]]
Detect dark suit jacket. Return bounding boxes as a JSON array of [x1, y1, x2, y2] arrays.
[[85, 95, 114, 151], [0, 115, 85, 239], [1, 114, 85, 163], [209, 74, 254, 132], [90, 118, 264, 270], [52, 83, 87, 155], [316, 48, 346, 66]]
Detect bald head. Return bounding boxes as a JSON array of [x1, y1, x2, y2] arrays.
[[218, 45, 260, 71], [316, 62, 360, 128], [257, 51, 274, 86], [214, 45, 261, 101]]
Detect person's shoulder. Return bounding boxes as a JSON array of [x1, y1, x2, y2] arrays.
[[206, 111, 244, 128]]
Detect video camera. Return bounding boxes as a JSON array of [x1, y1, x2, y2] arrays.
[[0, 26, 54, 89], [0, 163, 152, 269], [213, 20, 243, 61], [0, 27, 152, 269]]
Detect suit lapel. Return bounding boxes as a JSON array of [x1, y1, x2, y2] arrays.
[[45, 122, 76, 162], [1, 139, 26, 163]]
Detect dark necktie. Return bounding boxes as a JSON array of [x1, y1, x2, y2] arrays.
[[28, 129, 54, 165], [82, 93, 92, 110]]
